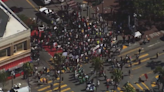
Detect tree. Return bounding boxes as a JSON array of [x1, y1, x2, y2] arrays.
[[0, 70, 7, 90], [23, 62, 34, 79], [124, 83, 136, 92], [17, 14, 37, 29], [91, 57, 103, 92], [133, 0, 164, 19], [154, 66, 164, 92], [111, 69, 122, 83], [53, 53, 65, 92]]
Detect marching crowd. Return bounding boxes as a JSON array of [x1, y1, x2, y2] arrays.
[[30, 3, 146, 91]]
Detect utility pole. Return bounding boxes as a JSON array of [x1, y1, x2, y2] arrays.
[[102, 1, 104, 14], [87, 1, 89, 17]]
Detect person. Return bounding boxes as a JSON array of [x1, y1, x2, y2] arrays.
[[50, 83, 53, 90], [156, 53, 159, 58], [97, 80, 100, 87], [138, 49, 141, 54], [128, 70, 131, 76], [147, 37, 150, 43], [139, 77, 142, 82]]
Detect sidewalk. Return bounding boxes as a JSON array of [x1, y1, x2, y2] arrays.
[[0, 76, 28, 91], [0, 65, 44, 91]]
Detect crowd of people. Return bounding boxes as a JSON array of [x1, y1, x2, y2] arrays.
[[29, 1, 146, 91]]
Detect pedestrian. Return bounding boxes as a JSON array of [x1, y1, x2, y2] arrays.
[[97, 80, 100, 87], [50, 83, 53, 90], [138, 49, 141, 54], [138, 59, 141, 64], [106, 84, 109, 90], [156, 53, 159, 58], [129, 62, 132, 67], [139, 77, 142, 82], [121, 75, 124, 80], [128, 70, 131, 76], [147, 37, 150, 43], [61, 77, 64, 81], [120, 64, 123, 70]]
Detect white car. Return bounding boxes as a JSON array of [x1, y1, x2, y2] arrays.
[[40, 0, 65, 5], [38, 7, 60, 23]]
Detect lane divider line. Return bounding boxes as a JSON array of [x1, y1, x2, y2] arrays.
[[26, 0, 38, 11]]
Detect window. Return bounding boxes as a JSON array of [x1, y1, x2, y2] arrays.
[[0, 49, 7, 58], [15, 43, 24, 52]]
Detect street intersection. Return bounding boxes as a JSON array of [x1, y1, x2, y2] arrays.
[[31, 37, 164, 92], [3, 0, 164, 92]]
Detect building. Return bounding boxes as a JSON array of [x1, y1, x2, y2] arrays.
[[0, 1, 31, 78]]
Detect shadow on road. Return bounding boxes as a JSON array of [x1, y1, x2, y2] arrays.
[[146, 60, 164, 69], [10, 6, 23, 13]]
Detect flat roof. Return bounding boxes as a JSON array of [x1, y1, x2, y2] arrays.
[[0, 4, 27, 38], [0, 8, 9, 37]]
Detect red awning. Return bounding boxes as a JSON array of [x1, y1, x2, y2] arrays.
[[0, 56, 31, 70]]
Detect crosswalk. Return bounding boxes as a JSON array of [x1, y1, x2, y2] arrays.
[[36, 78, 73, 92], [109, 46, 162, 92], [106, 75, 159, 92], [118, 46, 164, 68]]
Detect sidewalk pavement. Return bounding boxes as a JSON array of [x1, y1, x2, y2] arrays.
[[0, 76, 28, 91], [0, 65, 44, 91]]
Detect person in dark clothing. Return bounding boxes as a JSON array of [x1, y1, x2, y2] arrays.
[[128, 70, 131, 76]]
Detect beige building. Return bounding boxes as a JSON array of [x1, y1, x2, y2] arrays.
[[0, 1, 31, 71]]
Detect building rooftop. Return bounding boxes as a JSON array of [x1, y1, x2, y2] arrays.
[[0, 3, 27, 38]]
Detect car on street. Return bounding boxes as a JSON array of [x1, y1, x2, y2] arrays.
[[40, 0, 65, 5], [37, 7, 60, 24]]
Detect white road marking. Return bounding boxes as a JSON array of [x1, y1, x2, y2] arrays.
[[148, 42, 160, 47]]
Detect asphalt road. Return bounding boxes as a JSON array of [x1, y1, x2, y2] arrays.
[[4, 0, 94, 19], [31, 37, 164, 92], [4, 0, 164, 92]]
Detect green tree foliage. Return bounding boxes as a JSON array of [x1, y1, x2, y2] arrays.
[[17, 14, 37, 29], [124, 83, 136, 92], [0, 70, 7, 88], [154, 66, 164, 92], [91, 57, 103, 72], [23, 62, 34, 79], [53, 53, 66, 92], [53, 53, 65, 66], [133, 0, 164, 18], [111, 69, 122, 83]]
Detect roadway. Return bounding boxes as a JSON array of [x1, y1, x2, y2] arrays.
[[4, 0, 164, 92], [32, 37, 164, 92], [4, 0, 93, 18]]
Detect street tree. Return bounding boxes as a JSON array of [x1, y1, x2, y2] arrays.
[[133, 0, 164, 19], [111, 69, 122, 83], [53, 53, 65, 92], [91, 57, 103, 92], [23, 62, 34, 79], [124, 83, 136, 92], [154, 66, 164, 92], [0, 70, 7, 90]]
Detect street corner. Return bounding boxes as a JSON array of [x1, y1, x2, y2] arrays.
[[122, 45, 128, 50]]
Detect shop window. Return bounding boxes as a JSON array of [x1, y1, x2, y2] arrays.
[[14, 43, 24, 52], [0, 49, 7, 58]]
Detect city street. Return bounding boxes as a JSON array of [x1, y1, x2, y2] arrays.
[[31, 36, 164, 92], [2, 0, 164, 92]]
